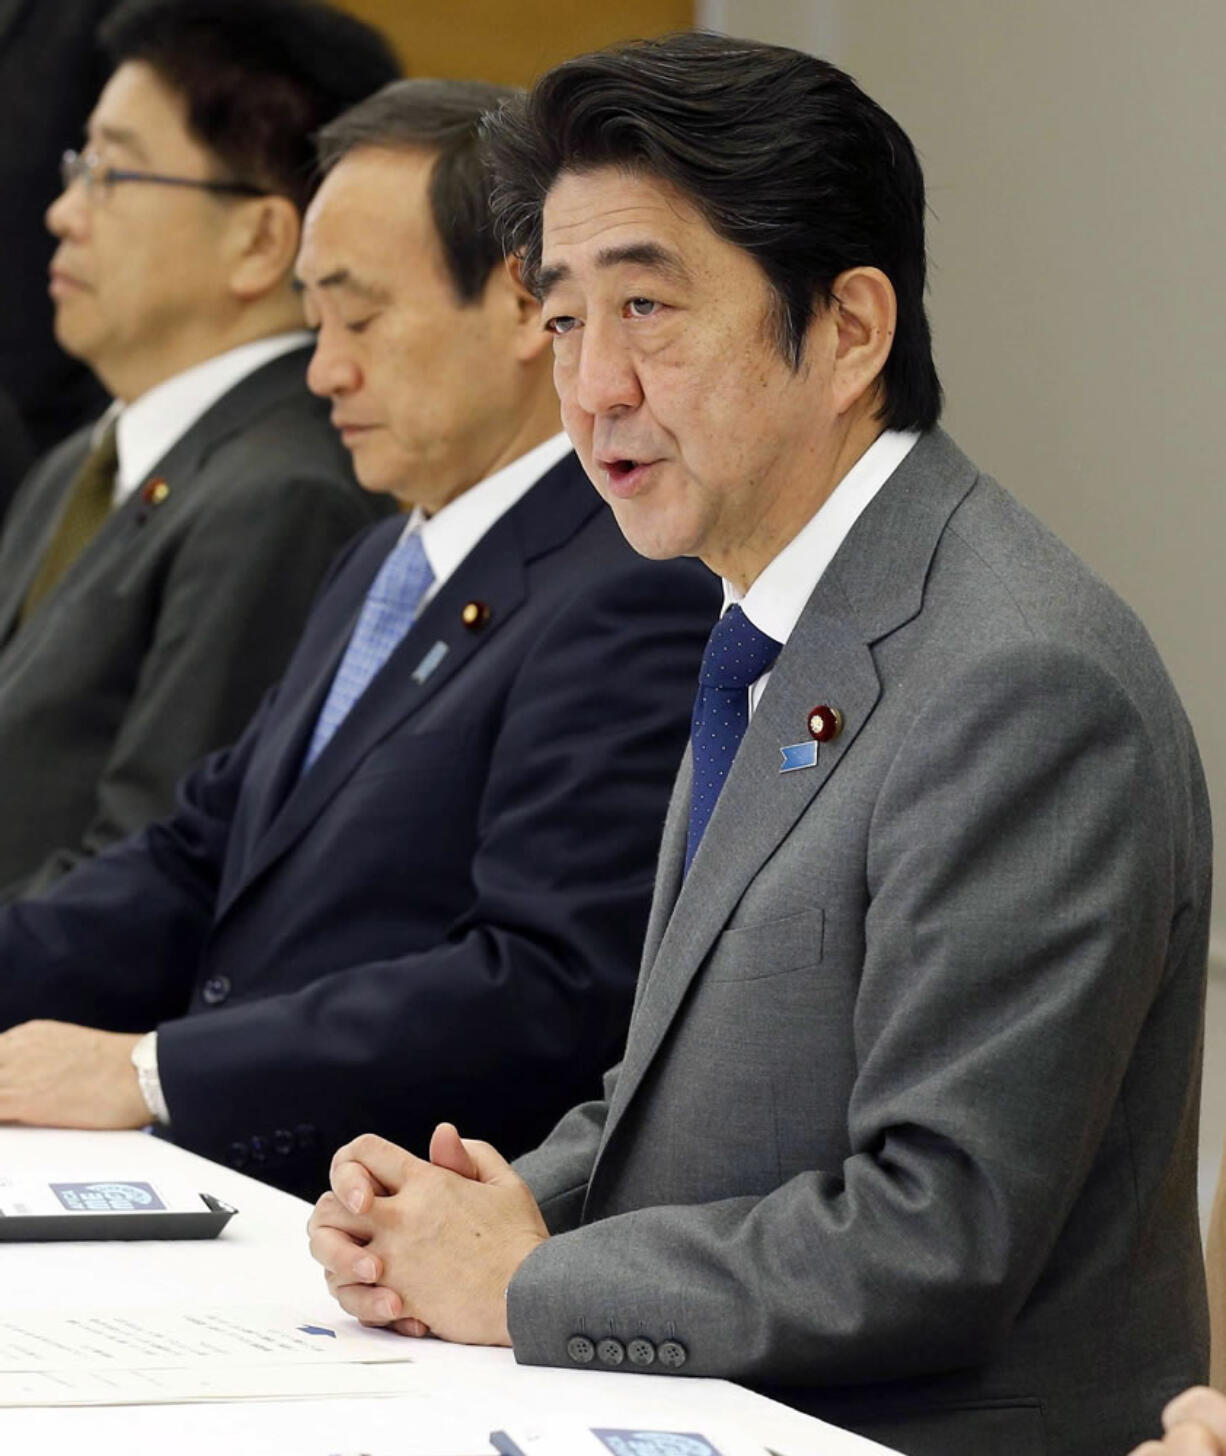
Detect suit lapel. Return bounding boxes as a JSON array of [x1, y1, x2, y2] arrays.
[[0, 430, 92, 640], [594, 429, 981, 1165], [0, 351, 316, 645], [215, 451, 598, 920], [217, 523, 528, 913]]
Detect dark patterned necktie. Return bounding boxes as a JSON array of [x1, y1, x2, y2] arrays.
[[685, 605, 782, 874], [20, 420, 119, 625]]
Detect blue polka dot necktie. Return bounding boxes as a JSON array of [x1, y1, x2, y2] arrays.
[[302, 530, 434, 774], [685, 604, 782, 874]]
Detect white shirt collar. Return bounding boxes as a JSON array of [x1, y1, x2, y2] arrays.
[[725, 429, 920, 644], [399, 432, 574, 598], [109, 331, 315, 504]]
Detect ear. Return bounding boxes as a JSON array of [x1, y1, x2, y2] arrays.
[[827, 266, 897, 416], [503, 253, 551, 364], [225, 195, 303, 303]]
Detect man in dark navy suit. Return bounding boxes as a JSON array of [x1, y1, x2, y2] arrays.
[[0, 79, 718, 1199]]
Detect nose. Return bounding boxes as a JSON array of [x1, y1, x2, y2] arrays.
[[306, 322, 361, 399], [46, 178, 88, 241], [566, 319, 643, 419]]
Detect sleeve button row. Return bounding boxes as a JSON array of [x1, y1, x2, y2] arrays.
[[566, 1334, 686, 1369]]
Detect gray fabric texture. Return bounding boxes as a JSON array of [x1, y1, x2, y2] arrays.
[[0, 347, 387, 898], [508, 428, 1211, 1456]]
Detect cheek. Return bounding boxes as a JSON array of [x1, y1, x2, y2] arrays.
[[559, 396, 593, 455]]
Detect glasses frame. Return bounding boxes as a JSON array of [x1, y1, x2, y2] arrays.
[[60, 149, 266, 202]]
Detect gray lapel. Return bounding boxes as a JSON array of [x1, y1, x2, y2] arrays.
[[593, 429, 981, 1164], [629, 752, 691, 1016], [0, 351, 313, 645], [0, 430, 92, 640]]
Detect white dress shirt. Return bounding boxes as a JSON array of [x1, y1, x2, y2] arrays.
[[403, 430, 574, 599], [133, 430, 575, 1126], [100, 331, 316, 506], [723, 429, 920, 715]]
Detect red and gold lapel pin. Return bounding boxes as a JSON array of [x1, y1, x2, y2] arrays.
[[807, 704, 843, 743]]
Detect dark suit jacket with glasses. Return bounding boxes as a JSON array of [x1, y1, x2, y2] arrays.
[[0, 450, 720, 1199], [0, 346, 385, 900], [507, 430, 1211, 1456]]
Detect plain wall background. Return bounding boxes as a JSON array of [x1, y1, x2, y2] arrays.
[[335, 0, 691, 83], [699, 0, 1226, 979]]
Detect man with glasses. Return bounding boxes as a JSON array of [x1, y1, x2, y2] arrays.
[[0, 0, 398, 900]]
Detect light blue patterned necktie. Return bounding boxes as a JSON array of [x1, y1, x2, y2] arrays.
[[302, 530, 434, 774], [685, 605, 782, 874]]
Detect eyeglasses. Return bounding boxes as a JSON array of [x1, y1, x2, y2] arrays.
[[60, 149, 266, 202]]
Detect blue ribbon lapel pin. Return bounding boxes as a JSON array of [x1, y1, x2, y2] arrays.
[[779, 740, 818, 773], [411, 640, 449, 685]]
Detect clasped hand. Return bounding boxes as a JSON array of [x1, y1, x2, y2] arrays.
[[307, 1122, 549, 1347]]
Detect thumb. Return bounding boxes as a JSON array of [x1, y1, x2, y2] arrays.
[[456, 1134, 517, 1186], [428, 1121, 480, 1180]]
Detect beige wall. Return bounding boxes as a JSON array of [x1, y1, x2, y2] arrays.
[[702, 0, 1226, 972], [337, 0, 692, 85]]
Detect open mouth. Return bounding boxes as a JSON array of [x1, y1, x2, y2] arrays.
[[595, 453, 659, 497]]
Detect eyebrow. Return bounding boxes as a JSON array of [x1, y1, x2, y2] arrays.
[[291, 268, 392, 304], [536, 241, 693, 299], [91, 123, 151, 164]]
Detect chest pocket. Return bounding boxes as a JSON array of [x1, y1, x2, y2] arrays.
[[704, 906, 825, 982]]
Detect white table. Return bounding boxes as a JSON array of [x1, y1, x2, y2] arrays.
[[0, 1128, 896, 1455]]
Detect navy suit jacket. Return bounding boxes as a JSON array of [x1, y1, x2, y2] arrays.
[[0, 452, 719, 1198]]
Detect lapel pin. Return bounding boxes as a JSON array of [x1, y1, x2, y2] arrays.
[[807, 704, 843, 743], [780, 741, 818, 773], [460, 600, 490, 631], [411, 640, 449, 685], [142, 477, 170, 507]]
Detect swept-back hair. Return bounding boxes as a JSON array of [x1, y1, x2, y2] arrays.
[[99, 0, 401, 211], [315, 78, 519, 304], [484, 30, 942, 431]]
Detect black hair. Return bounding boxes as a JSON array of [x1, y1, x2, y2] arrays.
[[99, 0, 401, 212], [484, 30, 942, 431], [315, 78, 519, 304]]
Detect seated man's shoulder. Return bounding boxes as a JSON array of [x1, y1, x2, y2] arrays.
[[183, 390, 386, 530], [933, 466, 1181, 716]]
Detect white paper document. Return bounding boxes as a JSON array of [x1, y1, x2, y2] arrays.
[[0, 1303, 417, 1406], [0, 1304, 413, 1370], [0, 1360, 428, 1408]]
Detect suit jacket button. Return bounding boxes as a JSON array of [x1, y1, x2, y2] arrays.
[[273, 1128, 295, 1157], [248, 1135, 269, 1164], [627, 1337, 656, 1367], [597, 1337, 625, 1366], [227, 1141, 249, 1169], [566, 1335, 595, 1365], [201, 974, 231, 1006], [658, 1339, 688, 1369]]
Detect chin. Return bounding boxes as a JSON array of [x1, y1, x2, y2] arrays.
[[51, 312, 98, 366], [605, 501, 698, 563], [605, 509, 687, 559]]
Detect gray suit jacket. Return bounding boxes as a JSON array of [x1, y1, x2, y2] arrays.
[[0, 347, 386, 898], [508, 430, 1211, 1456]]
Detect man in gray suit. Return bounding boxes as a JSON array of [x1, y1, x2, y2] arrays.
[[307, 35, 1211, 1456], [0, 0, 398, 899]]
